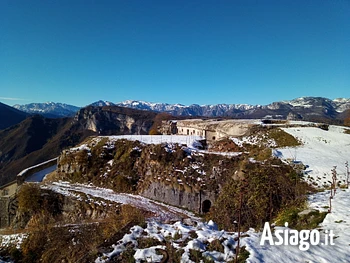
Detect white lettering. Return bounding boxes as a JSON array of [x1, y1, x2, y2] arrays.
[[289, 230, 299, 246], [329, 230, 335, 245], [310, 230, 320, 245], [284, 222, 289, 245], [259, 222, 334, 251], [260, 222, 274, 245], [274, 229, 284, 245], [299, 230, 310, 251]]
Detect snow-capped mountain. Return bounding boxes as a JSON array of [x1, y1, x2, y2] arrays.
[[116, 97, 350, 120], [89, 100, 116, 107], [13, 102, 80, 118], [285, 97, 350, 113], [13, 97, 350, 120], [116, 100, 259, 117]]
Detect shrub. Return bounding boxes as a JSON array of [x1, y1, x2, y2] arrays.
[[274, 206, 302, 229], [137, 237, 162, 249], [17, 184, 41, 213], [164, 243, 183, 263], [267, 128, 301, 147], [189, 249, 213, 263], [149, 128, 161, 135], [276, 208, 328, 230], [207, 239, 224, 253], [120, 204, 146, 228], [118, 246, 136, 263], [208, 159, 309, 231], [113, 175, 134, 193], [237, 246, 250, 263]]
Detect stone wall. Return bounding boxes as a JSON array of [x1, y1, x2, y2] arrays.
[[0, 196, 17, 229], [0, 181, 18, 228], [141, 181, 217, 214], [0, 197, 9, 228], [0, 157, 58, 229]]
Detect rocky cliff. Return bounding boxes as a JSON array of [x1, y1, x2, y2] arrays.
[[56, 137, 243, 213], [73, 106, 157, 135], [0, 105, 159, 186]]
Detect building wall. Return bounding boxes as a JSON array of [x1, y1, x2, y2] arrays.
[[177, 126, 205, 137], [175, 119, 256, 141], [0, 158, 57, 229], [0, 181, 18, 229], [1, 181, 17, 197]]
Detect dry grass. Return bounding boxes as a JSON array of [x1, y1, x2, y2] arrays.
[[16, 204, 146, 263]]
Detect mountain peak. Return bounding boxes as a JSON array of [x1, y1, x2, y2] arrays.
[[90, 100, 116, 107]]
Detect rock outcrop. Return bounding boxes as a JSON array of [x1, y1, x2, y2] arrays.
[[73, 106, 157, 135], [56, 137, 242, 213]]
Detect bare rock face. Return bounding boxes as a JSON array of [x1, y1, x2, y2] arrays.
[[73, 105, 157, 135], [61, 195, 108, 222]]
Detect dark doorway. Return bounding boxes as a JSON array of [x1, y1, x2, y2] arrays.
[[202, 200, 211, 213]]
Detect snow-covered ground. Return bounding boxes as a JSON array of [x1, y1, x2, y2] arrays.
[[95, 220, 238, 263], [92, 188, 350, 263], [244, 188, 350, 263], [241, 123, 350, 262], [40, 181, 350, 263], [2, 123, 350, 262], [274, 125, 350, 187], [97, 135, 204, 148], [42, 182, 199, 222], [0, 233, 26, 249]]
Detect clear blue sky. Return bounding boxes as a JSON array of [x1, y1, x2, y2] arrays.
[[1, 0, 349, 107]]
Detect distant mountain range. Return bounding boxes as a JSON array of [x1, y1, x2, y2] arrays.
[[8, 96, 350, 122], [116, 97, 350, 120], [13, 102, 80, 118]]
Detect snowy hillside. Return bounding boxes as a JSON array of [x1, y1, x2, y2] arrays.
[[2, 122, 350, 262], [92, 123, 350, 263], [274, 124, 350, 187]]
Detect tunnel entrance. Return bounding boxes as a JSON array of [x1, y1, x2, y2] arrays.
[[202, 199, 211, 213]]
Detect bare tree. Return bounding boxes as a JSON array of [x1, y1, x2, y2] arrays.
[[346, 161, 349, 188]]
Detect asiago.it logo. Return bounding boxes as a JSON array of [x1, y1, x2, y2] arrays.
[[260, 222, 335, 251]]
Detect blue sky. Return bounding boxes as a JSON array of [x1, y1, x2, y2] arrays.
[[1, 0, 349, 107]]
